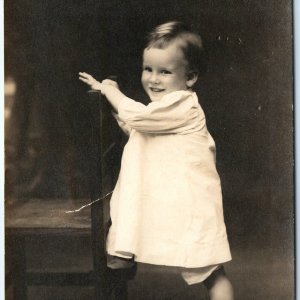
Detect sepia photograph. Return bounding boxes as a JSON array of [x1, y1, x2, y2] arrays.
[[4, 1, 294, 299]]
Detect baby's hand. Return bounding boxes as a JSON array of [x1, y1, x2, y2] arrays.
[[102, 78, 119, 89], [79, 72, 102, 90]]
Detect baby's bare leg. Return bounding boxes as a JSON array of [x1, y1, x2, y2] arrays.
[[203, 266, 234, 300]]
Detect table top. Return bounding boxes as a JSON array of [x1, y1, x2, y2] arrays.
[[5, 198, 92, 235]]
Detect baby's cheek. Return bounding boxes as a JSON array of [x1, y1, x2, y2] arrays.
[[141, 73, 147, 83]]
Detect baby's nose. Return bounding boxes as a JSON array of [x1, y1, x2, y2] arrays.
[[150, 73, 159, 84]]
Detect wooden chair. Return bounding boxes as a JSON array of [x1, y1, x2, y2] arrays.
[[5, 90, 135, 299], [87, 90, 136, 299]]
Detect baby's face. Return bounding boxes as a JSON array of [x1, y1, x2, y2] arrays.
[[141, 44, 190, 102]]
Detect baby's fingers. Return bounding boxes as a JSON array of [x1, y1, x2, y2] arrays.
[[79, 72, 96, 85], [79, 72, 93, 80], [79, 76, 90, 83], [79, 72, 92, 78]]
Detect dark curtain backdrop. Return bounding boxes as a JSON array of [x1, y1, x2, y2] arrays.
[[5, 1, 293, 256]]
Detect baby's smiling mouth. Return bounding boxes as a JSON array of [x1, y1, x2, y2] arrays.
[[150, 87, 165, 93]]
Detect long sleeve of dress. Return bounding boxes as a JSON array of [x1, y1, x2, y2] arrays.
[[112, 111, 132, 136], [117, 91, 206, 134]]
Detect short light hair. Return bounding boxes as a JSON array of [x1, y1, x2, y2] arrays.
[[146, 21, 207, 75]]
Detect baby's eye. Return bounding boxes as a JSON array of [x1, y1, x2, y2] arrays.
[[161, 70, 172, 75], [143, 66, 152, 72]]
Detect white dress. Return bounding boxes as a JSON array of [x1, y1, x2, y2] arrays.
[[106, 90, 232, 268]]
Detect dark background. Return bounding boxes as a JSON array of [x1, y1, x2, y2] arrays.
[[5, 0, 294, 298]]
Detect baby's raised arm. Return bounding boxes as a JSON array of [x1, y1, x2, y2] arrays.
[[79, 72, 126, 112]]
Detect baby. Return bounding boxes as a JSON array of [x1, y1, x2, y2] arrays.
[[79, 21, 233, 300]]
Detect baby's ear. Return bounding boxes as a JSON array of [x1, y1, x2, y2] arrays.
[[186, 70, 198, 88]]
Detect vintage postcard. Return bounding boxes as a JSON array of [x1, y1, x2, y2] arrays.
[[5, 1, 294, 299]]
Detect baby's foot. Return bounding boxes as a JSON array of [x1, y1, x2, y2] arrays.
[[107, 254, 136, 269]]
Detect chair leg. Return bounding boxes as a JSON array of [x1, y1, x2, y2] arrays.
[[95, 281, 110, 299], [107, 264, 137, 300], [112, 279, 128, 300], [12, 236, 27, 300], [93, 266, 111, 300]]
